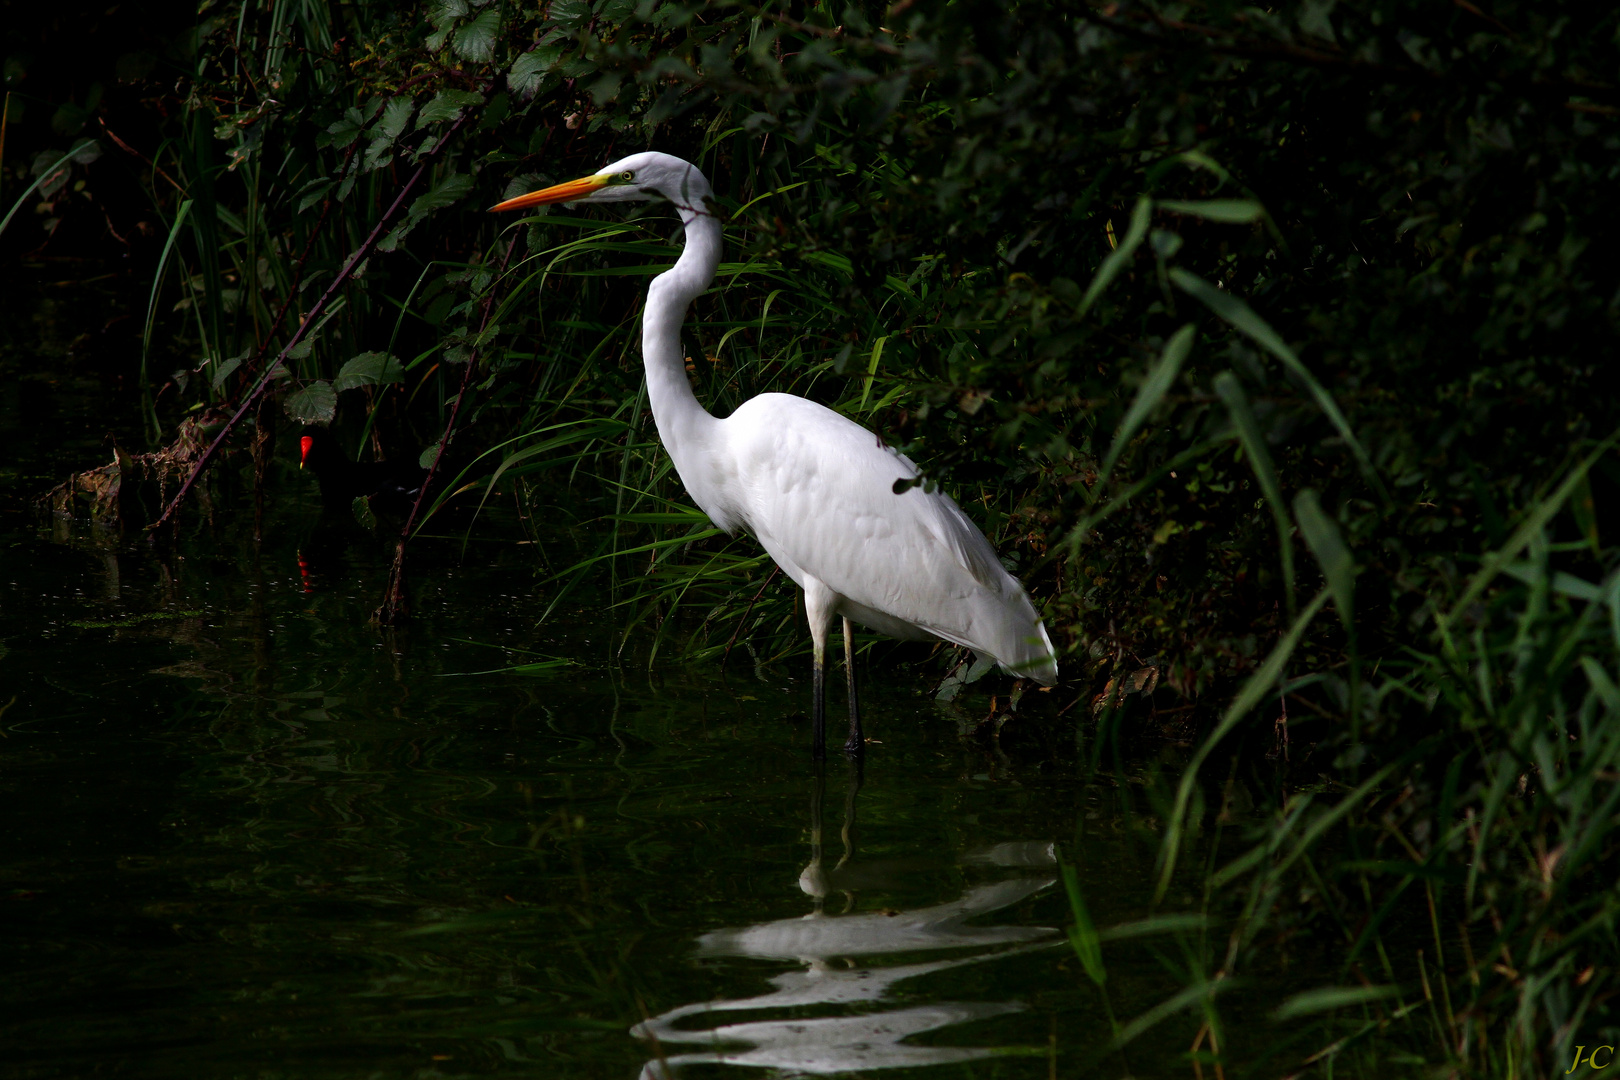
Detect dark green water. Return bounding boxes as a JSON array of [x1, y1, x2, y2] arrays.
[[1, 280, 1215, 1079]]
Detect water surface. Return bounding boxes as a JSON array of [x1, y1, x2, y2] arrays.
[[1, 277, 1205, 1079]]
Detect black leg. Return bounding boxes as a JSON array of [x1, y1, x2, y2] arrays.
[[812, 655, 827, 760], [840, 753, 862, 860], [842, 616, 863, 756]]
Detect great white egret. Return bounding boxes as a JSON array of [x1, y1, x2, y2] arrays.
[[493, 152, 1057, 757]]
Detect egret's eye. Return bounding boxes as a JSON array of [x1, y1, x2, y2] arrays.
[[619, 171, 634, 182]]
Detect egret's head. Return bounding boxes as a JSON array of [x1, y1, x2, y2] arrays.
[[490, 151, 711, 215]]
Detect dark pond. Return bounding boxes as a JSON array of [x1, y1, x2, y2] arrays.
[[1, 275, 1234, 1078]]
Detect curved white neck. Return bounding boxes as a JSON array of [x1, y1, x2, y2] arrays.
[[642, 203, 722, 455]]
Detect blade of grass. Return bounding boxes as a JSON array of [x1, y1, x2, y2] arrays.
[[1095, 324, 1194, 497], [1078, 196, 1152, 317], [141, 198, 194, 437], [1215, 371, 1295, 619], [1157, 588, 1332, 899], [1438, 434, 1619, 644], [1171, 268, 1387, 502]]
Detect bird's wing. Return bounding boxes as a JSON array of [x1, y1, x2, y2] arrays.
[[720, 395, 1043, 664], [913, 486, 1016, 596]]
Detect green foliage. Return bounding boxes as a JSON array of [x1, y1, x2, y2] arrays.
[[284, 381, 337, 425], [334, 352, 404, 392], [1059, 856, 1106, 988]]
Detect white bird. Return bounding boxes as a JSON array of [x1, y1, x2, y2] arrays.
[[493, 152, 1057, 756]]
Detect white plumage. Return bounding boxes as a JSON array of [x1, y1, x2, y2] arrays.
[[494, 152, 1057, 753]]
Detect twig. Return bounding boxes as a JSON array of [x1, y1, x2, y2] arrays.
[[98, 118, 188, 197], [1452, 0, 1514, 37]]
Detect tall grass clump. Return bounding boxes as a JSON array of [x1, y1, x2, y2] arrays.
[[15, 0, 1620, 1072]]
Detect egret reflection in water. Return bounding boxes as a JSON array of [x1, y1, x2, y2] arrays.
[[632, 760, 1063, 1078]]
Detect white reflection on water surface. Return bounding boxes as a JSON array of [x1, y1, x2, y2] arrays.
[[633, 763, 1061, 1077]]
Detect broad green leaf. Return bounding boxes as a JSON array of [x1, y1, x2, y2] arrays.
[[32, 148, 74, 199], [416, 89, 483, 128], [453, 9, 500, 63], [1215, 371, 1295, 616], [283, 381, 337, 425], [1171, 268, 1386, 500], [508, 48, 558, 98], [1272, 985, 1400, 1021], [378, 97, 414, 141], [295, 178, 332, 213], [362, 134, 395, 173], [321, 108, 364, 149], [1099, 324, 1194, 488], [334, 351, 404, 392], [1158, 199, 1265, 223], [426, 0, 468, 50], [1077, 196, 1151, 317], [549, 0, 590, 29], [209, 351, 247, 391], [412, 171, 474, 216], [419, 439, 444, 470], [361, 100, 415, 173], [1294, 489, 1354, 631]]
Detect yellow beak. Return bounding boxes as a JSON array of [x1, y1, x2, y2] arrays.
[[490, 174, 609, 212]]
